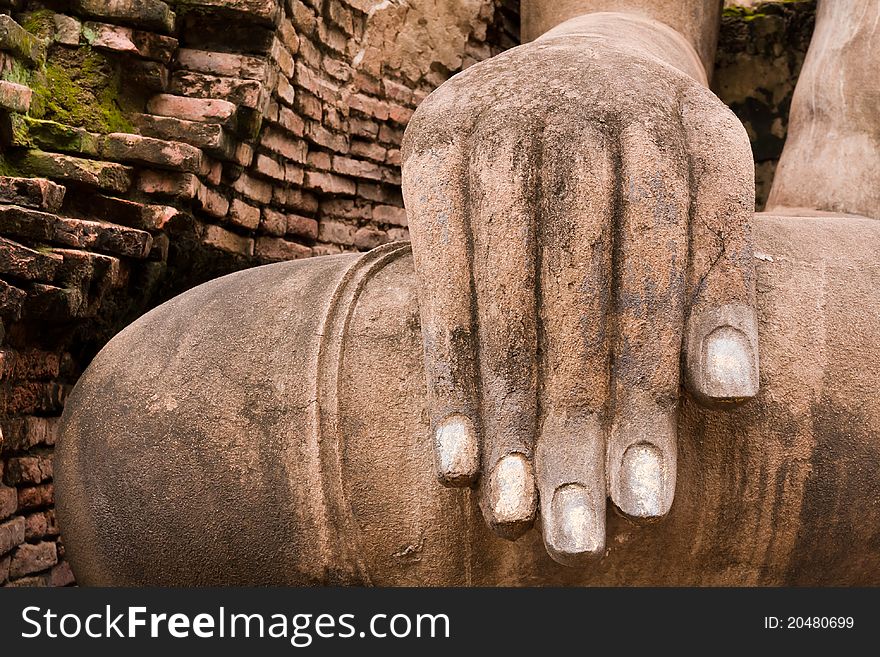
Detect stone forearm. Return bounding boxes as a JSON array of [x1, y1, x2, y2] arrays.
[[55, 213, 880, 586], [521, 0, 721, 78], [767, 0, 880, 219]]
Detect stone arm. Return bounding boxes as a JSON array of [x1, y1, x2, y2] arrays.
[[401, 0, 759, 564], [768, 0, 880, 219]]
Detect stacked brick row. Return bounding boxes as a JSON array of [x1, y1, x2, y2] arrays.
[[0, 0, 505, 586]]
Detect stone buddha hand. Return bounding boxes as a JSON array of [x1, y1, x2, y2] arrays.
[[402, 9, 760, 564]]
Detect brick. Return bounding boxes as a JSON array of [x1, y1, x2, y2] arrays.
[[323, 108, 347, 133], [304, 171, 355, 195], [387, 227, 409, 242], [73, 0, 176, 34], [0, 80, 32, 113], [327, 0, 355, 34], [17, 483, 53, 511], [175, 0, 282, 24], [286, 214, 318, 240], [235, 142, 255, 166], [318, 220, 356, 246], [271, 39, 295, 79], [0, 15, 46, 66], [0, 517, 25, 556], [0, 417, 59, 452], [0, 280, 27, 321], [332, 155, 382, 181], [357, 182, 400, 204], [277, 106, 305, 136], [232, 173, 272, 204], [228, 199, 260, 230], [349, 117, 379, 139], [385, 148, 401, 166], [0, 177, 65, 212], [290, 0, 317, 35], [389, 104, 414, 125], [255, 236, 312, 262], [138, 170, 200, 199], [350, 139, 386, 162], [170, 72, 266, 110], [382, 78, 413, 105], [128, 59, 170, 92], [5, 572, 51, 587], [378, 124, 404, 145], [177, 48, 269, 80], [0, 236, 63, 282], [51, 560, 75, 586], [4, 456, 52, 486], [53, 14, 82, 45], [197, 186, 230, 218], [312, 243, 343, 256], [382, 167, 401, 185], [24, 510, 59, 542], [146, 94, 237, 124], [20, 286, 83, 322], [320, 198, 371, 221], [307, 150, 331, 170], [82, 22, 177, 63], [260, 126, 307, 162], [14, 151, 132, 193], [295, 91, 322, 120], [372, 204, 407, 226], [67, 193, 179, 231], [0, 205, 153, 258], [0, 555, 8, 583], [278, 19, 300, 54], [134, 114, 232, 158], [318, 21, 347, 54], [203, 224, 254, 256], [354, 226, 387, 250], [254, 153, 286, 181], [348, 93, 390, 120], [285, 161, 302, 183], [295, 62, 339, 102], [97, 133, 204, 174], [0, 350, 61, 381], [0, 486, 16, 521], [261, 208, 287, 236], [351, 71, 381, 95], [306, 123, 348, 153], [276, 74, 296, 105], [297, 35, 322, 68], [9, 541, 57, 578]]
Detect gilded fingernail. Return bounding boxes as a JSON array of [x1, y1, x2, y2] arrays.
[[703, 326, 758, 398], [618, 443, 664, 518], [544, 483, 603, 565], [487, 453, 536, 529], [435, 415, 479, 486]]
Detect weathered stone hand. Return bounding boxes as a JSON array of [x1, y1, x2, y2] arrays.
[[401, 13, 759, 565]]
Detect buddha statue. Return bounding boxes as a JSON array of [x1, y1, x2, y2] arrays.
[[54, 0, 880, 585]]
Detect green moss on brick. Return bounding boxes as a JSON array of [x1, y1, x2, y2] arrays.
[[1, 59, 31, 86], [28, 46, 134, 135], [21, 9, 56, 39]]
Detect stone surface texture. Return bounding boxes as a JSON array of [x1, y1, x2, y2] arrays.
[[1, 0, 815, 585], [55, 212, 880, 585]]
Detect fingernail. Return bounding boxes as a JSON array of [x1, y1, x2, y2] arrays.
[[485, 453, 536, 538], [702, 326, 758, 398], [617, 443, 665, 518], [435, 415, 479, 486], [543, 483, 604, 565]]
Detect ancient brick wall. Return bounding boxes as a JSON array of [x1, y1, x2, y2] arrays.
[[0, 0, 809, 587]]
